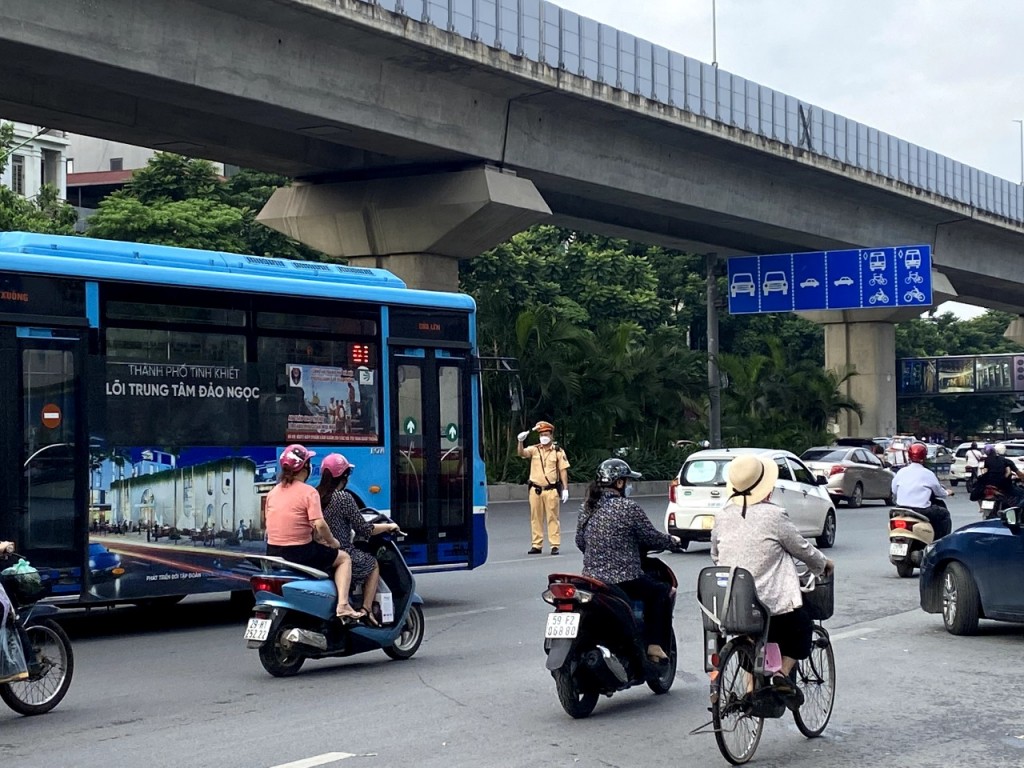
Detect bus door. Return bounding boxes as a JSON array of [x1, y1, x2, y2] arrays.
[[0, 327, 86, 570], [391, 348, 471, 567]]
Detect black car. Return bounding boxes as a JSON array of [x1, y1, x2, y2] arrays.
[[919, 508, 1024, 635]]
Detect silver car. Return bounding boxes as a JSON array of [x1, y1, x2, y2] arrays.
[[800, 446, 895, 507]]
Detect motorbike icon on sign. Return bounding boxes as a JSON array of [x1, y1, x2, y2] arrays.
[[904, 287, 926, 303], [868, 289, 890, 305]]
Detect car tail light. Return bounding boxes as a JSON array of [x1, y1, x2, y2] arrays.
[[668, 512, 677, 528], [828, 465, 846, 476], [669, 478, 679, 503], [250, 576, 289, 596]]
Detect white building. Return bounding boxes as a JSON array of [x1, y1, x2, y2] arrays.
[[0, 121, 69, 199]]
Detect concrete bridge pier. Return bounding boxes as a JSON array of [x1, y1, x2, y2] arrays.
[[804, 271, 957, 438], [256, 165, 551, 291]]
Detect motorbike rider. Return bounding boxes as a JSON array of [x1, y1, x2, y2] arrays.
[[964, 441, 985, 485], [976, 442, 1024, 507], [890, 442, 953, 539], [575, 458, 678, 664]]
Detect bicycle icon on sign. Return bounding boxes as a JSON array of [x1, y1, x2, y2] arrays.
[[904, 287, 926, 303], [869, 273, 887, 287], [905, 271, 924, 284], [868, 289, 890, 305]]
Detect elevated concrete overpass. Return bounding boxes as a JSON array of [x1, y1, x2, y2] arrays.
[[3, 0, 1024, 436]]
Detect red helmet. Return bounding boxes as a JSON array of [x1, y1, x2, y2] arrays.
[[279, 444, 315, 472], [321, 453, 355, 479], [907, 443, 927, 463]]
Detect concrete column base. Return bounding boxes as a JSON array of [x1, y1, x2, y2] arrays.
[[821, 321, 897, 438], [347, 253, 459, 294], [256, 165, 551, 291]]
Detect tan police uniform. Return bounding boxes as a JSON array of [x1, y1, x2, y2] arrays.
[[523, 442, 570, 550]]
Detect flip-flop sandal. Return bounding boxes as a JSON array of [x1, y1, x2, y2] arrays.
[[361, 612, 381, 627], [336, 607, 367, 622]]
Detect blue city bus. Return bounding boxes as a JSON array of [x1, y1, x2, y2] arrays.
[[0, 232, 487, 605]]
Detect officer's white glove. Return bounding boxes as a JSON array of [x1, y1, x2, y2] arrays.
[[517, 431, 530, 442], [561, 489, 569, 504]]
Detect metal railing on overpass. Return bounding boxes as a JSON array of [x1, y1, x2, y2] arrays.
[[368, 0, 1023, 225]]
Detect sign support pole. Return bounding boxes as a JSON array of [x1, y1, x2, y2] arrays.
[[706, 253, 722, 448]]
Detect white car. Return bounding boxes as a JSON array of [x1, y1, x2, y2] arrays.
[[664, 447, 837, 551]]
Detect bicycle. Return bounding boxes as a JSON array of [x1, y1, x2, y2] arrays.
[[693, 566, 836, 765]]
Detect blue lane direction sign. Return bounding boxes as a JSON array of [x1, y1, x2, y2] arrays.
[[728, 244, 932, 315], [792, 252, 826, 310]]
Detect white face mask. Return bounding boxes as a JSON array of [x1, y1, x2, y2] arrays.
[[624, 482, 634, 497], [539, 435, 552, 445]]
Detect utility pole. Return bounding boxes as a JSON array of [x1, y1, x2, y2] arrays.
[[1015, 119, 1024, 186], [706, 253, 722, 448]]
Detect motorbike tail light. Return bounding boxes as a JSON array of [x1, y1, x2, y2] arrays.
[[669, 478, 679, 503], [548, 583, 577, 600], [250, 576, 289, 596], [890, 519, 912, 531], [828, 465, 846, 476]]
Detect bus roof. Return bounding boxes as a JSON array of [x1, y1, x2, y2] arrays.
[[0, 232, 476, 311]]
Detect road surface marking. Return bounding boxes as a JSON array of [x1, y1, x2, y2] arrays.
[[269, 753, 357, 768], [430, 606, 506, 621], [828, 626, 881, 642]]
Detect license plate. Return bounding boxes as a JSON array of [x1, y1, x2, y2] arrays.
[[981, 500, 996, 510], [889, 542, 909, 557], [544, 612, 580, 639], [244, 618, 271, 642]]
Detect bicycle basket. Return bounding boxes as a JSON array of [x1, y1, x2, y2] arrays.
[[697, 566, 767, 635], [801, 574, 834, 621], [0, 566, 44, 606]]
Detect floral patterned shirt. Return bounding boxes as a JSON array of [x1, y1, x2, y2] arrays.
[[575, 490, 675, 583], [323, 489, 372, 553]]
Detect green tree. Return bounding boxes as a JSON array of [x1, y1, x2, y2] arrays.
[[0, 122, 77, 234]]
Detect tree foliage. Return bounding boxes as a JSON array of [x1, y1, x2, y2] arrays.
[[462, 226, 861, 481], [85, 153, 322, 259]]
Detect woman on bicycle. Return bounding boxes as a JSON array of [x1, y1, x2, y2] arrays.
[[711, 454, 834, 701]]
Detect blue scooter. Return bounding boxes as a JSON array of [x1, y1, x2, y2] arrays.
[[244, 513, 425, 676]]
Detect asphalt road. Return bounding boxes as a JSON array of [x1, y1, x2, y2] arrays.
[[3, 493, 1023, 768]]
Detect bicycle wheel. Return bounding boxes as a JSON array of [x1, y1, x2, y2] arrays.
[[712, 639, 763, 765], [792, 626, 835, 737]]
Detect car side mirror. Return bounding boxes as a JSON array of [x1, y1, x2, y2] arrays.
[[1004, 507, 1022, 531], [817, 476, 828, 485]]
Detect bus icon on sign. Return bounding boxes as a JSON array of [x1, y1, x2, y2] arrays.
[[904, 248, 922, 269], [868, 251, 887, 271]]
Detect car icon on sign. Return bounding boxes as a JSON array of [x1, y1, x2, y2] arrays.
[[730, 273, 756, 297], [762, 271, 789, 295], [833, 276, 854, 287], [799, 277, 820, 289]]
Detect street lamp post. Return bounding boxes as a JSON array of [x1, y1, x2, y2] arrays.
[[1014, 119, 1024, 186], [711, 0, 718, 67]]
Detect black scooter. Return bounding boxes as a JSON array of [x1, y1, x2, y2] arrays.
[[542, 554, 678, 718]]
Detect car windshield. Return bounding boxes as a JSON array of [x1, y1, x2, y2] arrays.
[[801, 449, 848, 462], [1004, 444, 1024, 458], [680, 459, 729, 486]]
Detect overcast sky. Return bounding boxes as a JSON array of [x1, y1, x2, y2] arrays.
[[555, 0, 1022, 318]]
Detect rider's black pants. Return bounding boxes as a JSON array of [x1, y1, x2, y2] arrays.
[[617, 574, 671, 650]]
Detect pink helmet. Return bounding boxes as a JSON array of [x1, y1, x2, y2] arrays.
[[279, 444, 315, 472], [321, 453, 355, 478]]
